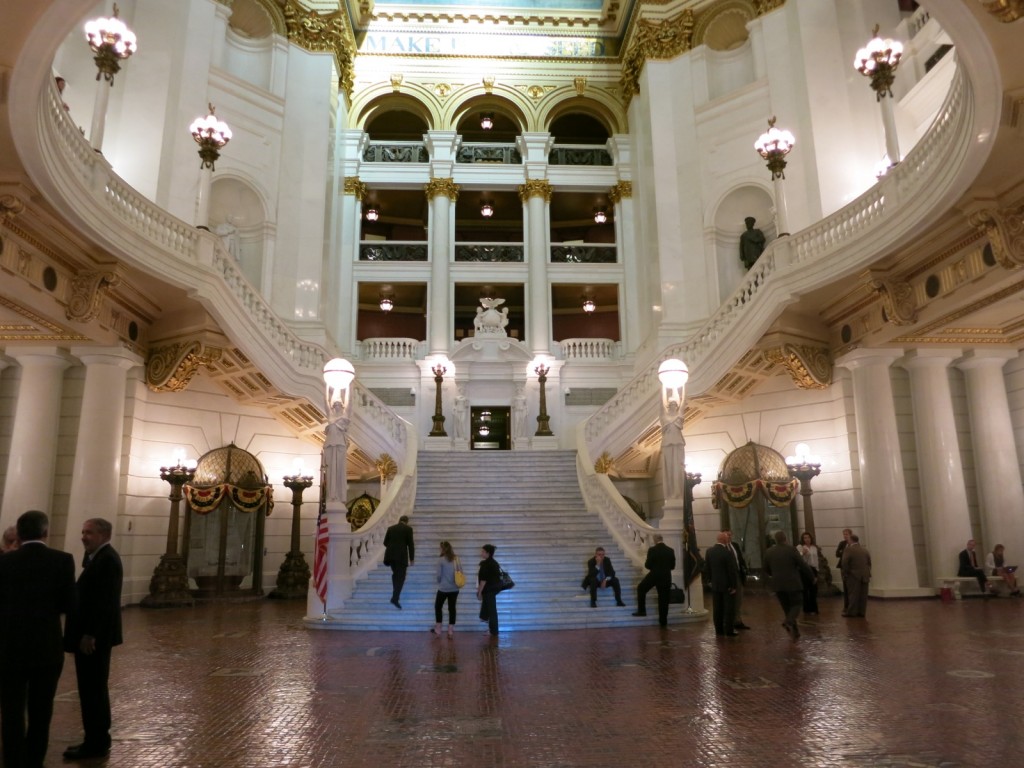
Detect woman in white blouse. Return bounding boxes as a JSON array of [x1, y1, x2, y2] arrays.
[[798, 532, 820, 615], [985, 544, 1020, 596]]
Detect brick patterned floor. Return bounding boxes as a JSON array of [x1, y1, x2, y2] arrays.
[[41, 592, 1023, 767]]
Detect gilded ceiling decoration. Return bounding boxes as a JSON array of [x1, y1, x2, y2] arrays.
[[969, 203, 1024, 268], [763, 344, 832, 390], [146, 340, 224, 393]]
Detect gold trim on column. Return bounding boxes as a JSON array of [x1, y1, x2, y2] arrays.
[[343, 177, 367, 200], [424, 178, 460, 201], [867, 275, 918, 326], [283, 0, 357, 99], [609, 181, 633, 204], [981, 0, 1023, 22], [146, 341, 224, 393], [66, 270, 120, 323], [764, 344, 832, 390], [517, 180, 553, 203], [969, 203, 1024, 268]]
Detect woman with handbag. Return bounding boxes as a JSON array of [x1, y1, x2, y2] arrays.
[[433, 541, 463, 638], [477, 543, 502, 636]]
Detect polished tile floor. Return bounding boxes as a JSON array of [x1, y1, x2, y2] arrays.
[[41, 591, 1022, 767]]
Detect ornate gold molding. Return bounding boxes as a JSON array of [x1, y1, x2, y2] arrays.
[[868, 275, 918, 326], [390, 73, 403, 92], [755, 0, 784, 13], [343, 177, 367, 200], [376, 453, 397, 483], [282, 0, 356, 99], [424, 177, 460, 201], [764, 344, 832, 390], [146, 341, 223, 393], [609, 181, 633, 203], [621, 9, 696, 99], [574, 76, 587, 96], [969, 204, 1024, 268], [66, 270, 120, 323], [517, 179, 553, 202], [594, 451, 615, 474], [981, 0, 1023, 22], [0, 195, 25, 222]]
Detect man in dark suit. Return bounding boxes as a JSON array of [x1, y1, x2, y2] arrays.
[[841, 534, 872, 617], [957, 538, 991, 595], [763, 531, 815, 638], [63, 518, 123, 760], [723, 529, 750, 629], [0, 510, 76, 768], [383, 515, 415, 609], [705, 531, 739, 636], [632, 534, 676, 626], [581, 546, 626, 607]]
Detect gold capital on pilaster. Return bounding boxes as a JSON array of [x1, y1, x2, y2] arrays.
[[968, 203, 1024, 268], [980, 0, 1023, 22], [517, 179, 552, 203], [867, 274, 917, 326], [146, 340, 223, 393], [424, 178, 460, 201], [66, 270, 120, 323], [764, 344, 832, 390], [609, 181, 633, 204], [344, 177, 367, 200]]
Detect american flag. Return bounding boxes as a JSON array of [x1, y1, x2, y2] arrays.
[[313, 465, 329, 605]]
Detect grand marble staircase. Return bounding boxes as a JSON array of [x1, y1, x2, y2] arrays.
[[325, 451, 700, 631]]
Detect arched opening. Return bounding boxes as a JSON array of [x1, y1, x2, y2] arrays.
[[210, 177, 269, 292], [712, 185, 775, 303]]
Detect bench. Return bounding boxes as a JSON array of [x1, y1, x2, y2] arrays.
[[936, 575, 1004, 600]]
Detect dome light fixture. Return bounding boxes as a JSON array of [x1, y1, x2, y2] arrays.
[[582, 296, 596, 313], [480, 202, 495, 218], [379, 293, 394, 312], [480, 113, 494, 130], [593, 208, 608, 224], [365, 207, 380, 222]]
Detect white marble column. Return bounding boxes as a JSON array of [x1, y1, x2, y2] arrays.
[[62, 348, 142, 552], [956, 349, 1024, 560], [836, 349, 923, 595], [900, 350, 972, 582], [610, 178, 640, 352], [519, 180, 552, 355], [425, 177, 458, 355], [0, 348, 73, 528]]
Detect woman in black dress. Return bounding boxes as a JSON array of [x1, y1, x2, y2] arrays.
[[477, 544, 501, 636]]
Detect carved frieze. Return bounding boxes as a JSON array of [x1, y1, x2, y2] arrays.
[[868, 276, 918, 326], [764, 344, 832, 390], [969, 204, 1024, 268], [66, 270, 120, 323], [424, 178, 460, 201], [146, 340, 223, 393], [343, 177, 367, 200], [517, 179, 553, 202]]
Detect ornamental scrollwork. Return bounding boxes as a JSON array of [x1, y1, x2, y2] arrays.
[[282, 0, 356, 98], [968, 204, 1024, 269], [66, 270, 120, 323], [868, 276, 918, 326], [424, 178, 460, 201], [146, 341, 223, 393], [620, 9, 695, 99], [517, 179, 553, 203], [376, 453, 398, 483], [343, 177, 367, 200], [594, 452, 615, 474], [0, 194, 25, 221], [764, 344, 832, 390], [609, 181, 633, 204]]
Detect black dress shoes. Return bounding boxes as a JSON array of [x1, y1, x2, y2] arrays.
[[734, 623, 751, 630], [631, 611, 647, 617], [616, 601, 626, 607], [724, 631, 739, 637], [63, 743, 110, 760], [390, 598, 402, 610]]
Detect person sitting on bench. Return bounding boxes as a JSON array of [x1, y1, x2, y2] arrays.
[[958, 539, 994, 595], [985, 544, 1021, 597]]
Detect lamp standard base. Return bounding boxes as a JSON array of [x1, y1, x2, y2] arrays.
[[269, 551, 312, 600], [140, 553, 195, 608]]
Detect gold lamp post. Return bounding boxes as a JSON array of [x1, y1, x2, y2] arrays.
[[270, 464, 314, 600], [855, 24, 904, 169], [83, 3, 137, 152], [141, 454, 196, 608], [754, 116, 795, 236], [534, 363, 554, 436], [786, 443, 822, 540], [429, 363, 448, 436]]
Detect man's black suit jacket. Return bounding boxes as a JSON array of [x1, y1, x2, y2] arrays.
[[957, 548, 984, 576], [0, 542, 76, 666], [65, 544, 123, 652], [644, 542, 676, 581], [583, 556, 618, 588], [704, 543, 739, 593], [383, 522, 415, 567]]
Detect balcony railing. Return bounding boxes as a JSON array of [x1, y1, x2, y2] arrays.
[[548, 144, 613, 166], [454, 243, 525, 262], [359, 242, 429, 261], [362, 141, 429, 163], [560, 338, 620, 360], [358, 338, 424, 361], [550, 244, 617, 264], [456, 143, 522, 164]]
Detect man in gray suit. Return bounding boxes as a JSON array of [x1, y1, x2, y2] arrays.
[[841, 534, 872, 617], [763, 531, 814, 638]]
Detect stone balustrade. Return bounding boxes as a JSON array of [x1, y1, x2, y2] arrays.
[[358, 338, 424, 361], [559, 338, 620, 360]]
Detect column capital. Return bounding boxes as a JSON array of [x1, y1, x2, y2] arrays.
[[955, 348, 1019, 371], [834, 348, 903, 371], [609, 180, 633, 203], [899, 349, 962, 370], [343, 177, 367, 200], [518, 179, 552, 203], [424, 177, 459, 202], [71, 346, 144, 370]]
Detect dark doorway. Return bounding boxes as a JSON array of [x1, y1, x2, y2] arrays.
[[470, 406, 511, 450]]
